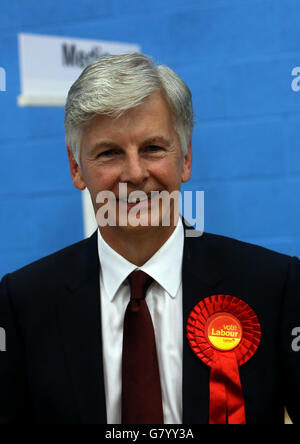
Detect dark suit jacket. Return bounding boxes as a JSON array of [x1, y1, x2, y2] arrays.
[[0, 222, 300, 424]]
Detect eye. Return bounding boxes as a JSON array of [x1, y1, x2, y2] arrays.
[[97, 149, 119, 158], [146, 145, 164, 153]]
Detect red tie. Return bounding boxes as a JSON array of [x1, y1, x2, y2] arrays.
[[122, 270, 164, 424]]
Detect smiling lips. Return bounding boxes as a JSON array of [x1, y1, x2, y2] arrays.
[[117, 192, 160, 208], [117, 191, 164, 208]]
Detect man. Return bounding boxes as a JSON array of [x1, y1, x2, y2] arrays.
[[0, 53, 299, 424]]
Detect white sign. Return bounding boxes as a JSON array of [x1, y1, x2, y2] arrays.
[[18, 33, 141, 107]]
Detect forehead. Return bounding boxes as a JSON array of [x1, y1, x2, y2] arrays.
[[82, 91, 176, 145]]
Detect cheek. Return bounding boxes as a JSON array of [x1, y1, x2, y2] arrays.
[[165, 157, 184, 177], [85, 165, 120, 190], [152, 160, 182, 187]]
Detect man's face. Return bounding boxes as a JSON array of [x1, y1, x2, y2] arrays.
[[67, 91, 192, 234]]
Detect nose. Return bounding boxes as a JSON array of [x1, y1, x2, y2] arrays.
[[119, 150, 150, 186]]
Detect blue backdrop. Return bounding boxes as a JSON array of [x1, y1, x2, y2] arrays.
[[1, 0, 300, 279]]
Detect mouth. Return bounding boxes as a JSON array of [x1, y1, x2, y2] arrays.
[[117, 192, 160, 208]]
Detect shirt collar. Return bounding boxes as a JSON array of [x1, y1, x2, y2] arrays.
[[97, 217, 184, 301]]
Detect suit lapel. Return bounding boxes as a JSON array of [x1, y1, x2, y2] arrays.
[[182, 222, 228, 424], [55, 232, 107, 424]]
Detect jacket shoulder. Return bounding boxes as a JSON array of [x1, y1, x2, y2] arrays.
[[187, 231, 295, 276], [0, 232, 98, 293], [201, 232, 292, 259]]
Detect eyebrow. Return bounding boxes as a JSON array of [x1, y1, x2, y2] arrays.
[[140, 136, 171, 148], [90, 136, 172, 154]]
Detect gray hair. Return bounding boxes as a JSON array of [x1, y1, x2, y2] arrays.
[[65, 53, 194, 165]]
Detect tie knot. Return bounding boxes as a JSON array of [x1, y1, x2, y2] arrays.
[[128, 270, 153, 300]]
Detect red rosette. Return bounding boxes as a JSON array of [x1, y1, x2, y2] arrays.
[[186, 295, 261, 424]]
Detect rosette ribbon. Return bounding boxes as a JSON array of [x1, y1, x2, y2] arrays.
[[186, 295, 261, 424]]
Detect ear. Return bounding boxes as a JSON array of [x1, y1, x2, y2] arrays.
[[67, 146, 86, 190], [181, 138, 192, 183]]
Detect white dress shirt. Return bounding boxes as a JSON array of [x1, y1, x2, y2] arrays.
[[98, 218, 184, 424]]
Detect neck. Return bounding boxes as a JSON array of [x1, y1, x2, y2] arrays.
[[99, 221, 179, 267]]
